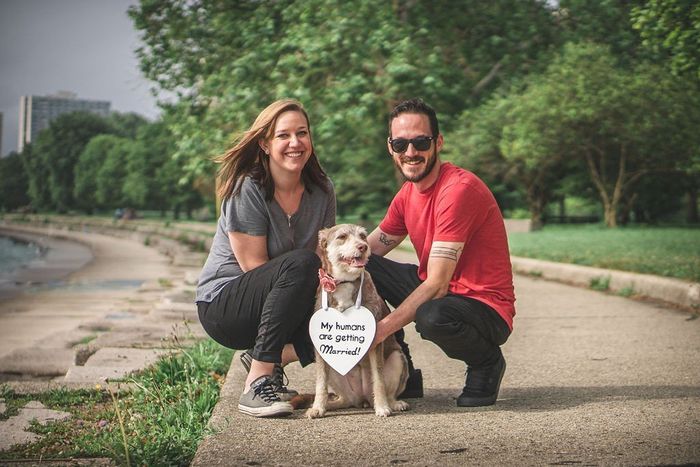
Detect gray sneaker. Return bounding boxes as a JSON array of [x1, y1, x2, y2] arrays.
[[239, 351, 299, 402], [238, 375, 293, 418]]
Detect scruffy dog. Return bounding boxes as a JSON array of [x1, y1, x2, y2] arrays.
[[306, 224, 409, 418]]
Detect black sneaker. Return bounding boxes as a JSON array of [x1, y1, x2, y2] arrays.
[[238, 375, 293, 418], [239, 350, 299, 401], [395, 332, 424, 399], [457, 351, 506, 407], [398, 368, 424, 399]]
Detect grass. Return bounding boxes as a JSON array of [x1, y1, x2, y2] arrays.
[[157, 278, 174, 288], [508, 225, 700, 282], [589, 275, 611, 291], [76, 334, 97, 346], [1, 338, 234, 466]]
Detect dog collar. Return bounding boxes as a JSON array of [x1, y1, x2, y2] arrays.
[[318, 268, 358, 293], [320, 269, 365, 311]]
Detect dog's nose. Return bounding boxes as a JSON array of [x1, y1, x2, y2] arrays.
[[357, 244, 367, 253]]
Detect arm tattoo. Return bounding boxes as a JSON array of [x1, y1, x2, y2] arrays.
[[379, 233, 397, 247], [430, 246, 463, 261]]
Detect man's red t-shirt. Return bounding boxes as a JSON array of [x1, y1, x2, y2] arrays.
[[380, 162, 516, 329]]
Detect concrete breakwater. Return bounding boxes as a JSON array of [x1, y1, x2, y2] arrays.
[[0, 216, 209, 390]]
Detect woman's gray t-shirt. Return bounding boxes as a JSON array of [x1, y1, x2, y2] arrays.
[[195, 177, 336, 303]]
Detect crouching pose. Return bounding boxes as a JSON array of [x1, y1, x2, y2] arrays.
[[367, 98, 516, 407], [195, 99, 336, 418]]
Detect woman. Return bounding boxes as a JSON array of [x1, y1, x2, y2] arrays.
[[196, 99, 335, 418]]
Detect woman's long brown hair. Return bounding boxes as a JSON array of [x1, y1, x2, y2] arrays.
[[215, 99, 329, 201]]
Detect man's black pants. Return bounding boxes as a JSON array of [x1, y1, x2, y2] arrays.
[[366, 254, 510, 367]]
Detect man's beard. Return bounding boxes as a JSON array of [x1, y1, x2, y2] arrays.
[[395, 147, 438, 183]]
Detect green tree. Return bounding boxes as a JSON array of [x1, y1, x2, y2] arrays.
[[448, 94, 524, 216], [123, 121, 173, 213], [498, 43, 699, 227], [129, 0, 558, 215], [32, 111, 113, 212], [74, 134, 126, 213], [631, 0, 700, 222], [95, 138, 133, 209], [499, 84, 580, 230], [107, 112, 150, 139], [632, 0, 700, 79], [19, 143, 51, 211], [122, 120, 205, 217], [0, 152, 30, 211], [555, 0, 646, 63]]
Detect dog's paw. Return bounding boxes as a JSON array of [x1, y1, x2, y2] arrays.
[[306, 407, 326, 419], [391, 400, 410, 412], [374, 405, 392, 417]]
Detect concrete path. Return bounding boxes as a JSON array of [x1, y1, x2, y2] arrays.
[[192, 249, 700, 466]]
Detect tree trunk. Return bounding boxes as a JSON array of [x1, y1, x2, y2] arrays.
[[618, 192, 638, 226], [527, 188, 546, 231], [687, 185, 698, 224], [558, 197, 566, 219], [603, 202, 618, 228], [530, 209, 544, 231], [584, 147, 626, 228]]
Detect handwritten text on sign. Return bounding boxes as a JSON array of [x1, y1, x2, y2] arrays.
[[309, 306, 376, 376]]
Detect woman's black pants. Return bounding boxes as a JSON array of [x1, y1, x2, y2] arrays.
[[197, 249, 320, 367]]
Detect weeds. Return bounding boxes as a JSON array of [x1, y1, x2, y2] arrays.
[[618, 286, 636, 297], [195, 239, 207, 252], [76, 334, 97, 346], [105, 383, 131, 467], [590, 275, 611, 291], [0, 338, 233, 466]]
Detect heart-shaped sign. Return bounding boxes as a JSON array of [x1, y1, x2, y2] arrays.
[[309, 305, 376, 376]]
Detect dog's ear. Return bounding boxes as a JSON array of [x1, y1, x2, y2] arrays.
[[318, 227, 329, 251]]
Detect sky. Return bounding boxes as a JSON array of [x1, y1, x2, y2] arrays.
[[0, 0, 160, 157]]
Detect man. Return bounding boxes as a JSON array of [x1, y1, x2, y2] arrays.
[[366, 98, 515, 407]]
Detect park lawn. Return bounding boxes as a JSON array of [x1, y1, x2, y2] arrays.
[[507, 225, 700, 282]]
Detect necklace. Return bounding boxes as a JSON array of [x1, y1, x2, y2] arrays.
[[274, 184, 304, 217]]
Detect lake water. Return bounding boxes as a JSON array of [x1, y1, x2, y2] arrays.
[[0, 235, 42, 276], [0, 232, 141, 302]]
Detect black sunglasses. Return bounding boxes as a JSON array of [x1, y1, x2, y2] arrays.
[[388, 136, 436, 153]]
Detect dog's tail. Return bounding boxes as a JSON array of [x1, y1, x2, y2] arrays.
[[290, 393, 315, 410]]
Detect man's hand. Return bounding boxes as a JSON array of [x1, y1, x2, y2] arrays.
[[371, 320, 392, 350], [370, 240, 465, 348]]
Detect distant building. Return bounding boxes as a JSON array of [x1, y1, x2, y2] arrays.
[[17, 91, 110, 152]]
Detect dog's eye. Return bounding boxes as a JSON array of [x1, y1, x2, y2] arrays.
[[359, 233, 367, 240], [336, 234, 347, 241]]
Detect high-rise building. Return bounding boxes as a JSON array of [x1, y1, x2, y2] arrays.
[[17, 91, 110, 152]]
